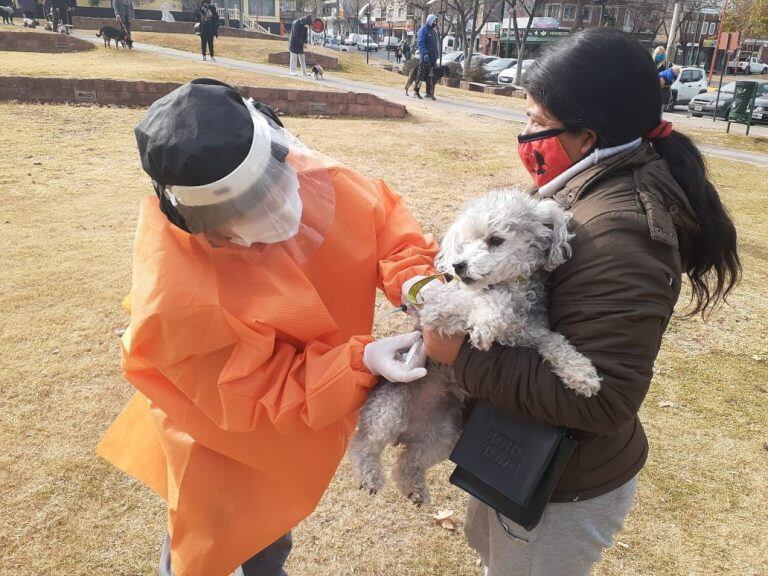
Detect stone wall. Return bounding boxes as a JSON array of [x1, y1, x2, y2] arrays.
[[73, 16, 287, 41], [0, 76, 407, 118], [267, 51, 340, 71], [0, 30, 94, 53]]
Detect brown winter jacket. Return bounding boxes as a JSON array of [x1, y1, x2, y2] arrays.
[[454, 142, 700, 502]]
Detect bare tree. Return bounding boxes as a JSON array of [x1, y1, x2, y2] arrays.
[[445, 0, 502, 79], [507, 0, 543, 84]]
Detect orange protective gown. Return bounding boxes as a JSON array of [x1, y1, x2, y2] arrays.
[[98, 156, 437, 576]]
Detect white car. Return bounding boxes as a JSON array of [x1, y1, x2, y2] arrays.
[[727, 55, 768, 75], [667, 66, 709, 110], [498, 59, 535, 86], [357, 38, 379, 51]]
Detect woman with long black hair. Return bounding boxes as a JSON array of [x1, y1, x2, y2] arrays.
[[423, 28, 740, 575]]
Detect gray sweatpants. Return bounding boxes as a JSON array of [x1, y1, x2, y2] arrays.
[[465, 476, 637, 576], [159, 532, 292, 576]]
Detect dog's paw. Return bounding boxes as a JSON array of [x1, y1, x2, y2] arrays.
[[407, 487, 431, 507], [468, 327, 494, 351], [561, 366, 601, 398], [356, 464, 385, 495]]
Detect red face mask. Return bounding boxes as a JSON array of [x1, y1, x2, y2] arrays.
[[517, 128, 574, 187]]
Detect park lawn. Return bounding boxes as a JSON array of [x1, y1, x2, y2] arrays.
[[131, 31, 528, 111], [0, 41, 324, 91], [0, 101, 766, 576], [682, 126, 768, 156]]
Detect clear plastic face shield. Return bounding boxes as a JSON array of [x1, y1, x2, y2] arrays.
[[158, 98, 335, 260]]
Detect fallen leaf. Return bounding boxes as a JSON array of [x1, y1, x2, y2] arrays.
[[433, 509, 458, 530], [114, 327, 126, 337], [763, 442, 768, 452], [52, 349, 59, 355], [616, 541, 630, 550], [658, 400, 674, 408], [752, 355, 763, 361]]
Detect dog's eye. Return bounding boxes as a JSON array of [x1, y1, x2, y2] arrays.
[[487, 236, 505, 247]]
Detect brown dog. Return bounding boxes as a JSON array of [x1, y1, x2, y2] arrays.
[[96, 25, 133, 49]]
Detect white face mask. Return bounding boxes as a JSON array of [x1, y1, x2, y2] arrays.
[[225, 171, 303, 247]]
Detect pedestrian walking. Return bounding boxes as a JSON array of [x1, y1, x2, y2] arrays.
[[193, 0, 219, 61], [414, 14, 438, 100], [659, 64, 681, 113], [395, 46, 403, 65], [402, 40, 411, 61], [289, 14, 312, 76]]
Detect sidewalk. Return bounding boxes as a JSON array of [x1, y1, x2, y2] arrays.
[[74, 31, 768, 169]]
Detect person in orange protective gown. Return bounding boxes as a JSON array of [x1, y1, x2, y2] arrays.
[[97, 79, 438, 576]]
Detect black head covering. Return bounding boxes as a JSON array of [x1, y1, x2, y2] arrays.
[[136, 78, 251, 187], [135, 78, 284, 232]]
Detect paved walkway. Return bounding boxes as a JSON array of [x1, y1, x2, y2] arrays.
[[75, 31, 768, 169]]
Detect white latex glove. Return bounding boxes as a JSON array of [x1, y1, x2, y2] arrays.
[[363, 331, 428, 383], [401, 275, 440, 307]]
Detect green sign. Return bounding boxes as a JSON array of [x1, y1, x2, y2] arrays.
[[728, 81, 759, 135], [500, 28, 570, 42]]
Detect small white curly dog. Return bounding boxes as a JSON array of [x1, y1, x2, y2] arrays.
[[348, 188, 601, 506]]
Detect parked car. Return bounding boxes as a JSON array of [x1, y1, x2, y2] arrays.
[[688, 80, 768, 119], [666, 66, 708, 111], [357, 36, 379, 51], [439, 51, 464, 65], [483, 57, 517, 83], [380, 36, 399, 51], [324, 36, 350, 52], [344, 33, 360, 46], [462, 54, 497, 71], [727, 54, 768, 75], [443, 35, 457, 53], [498, 59, 535, 86]]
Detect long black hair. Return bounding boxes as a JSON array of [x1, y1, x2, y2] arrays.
[[524, 27, 740, 315]]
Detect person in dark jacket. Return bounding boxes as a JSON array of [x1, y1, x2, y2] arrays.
[[289, 14, 312, 76], [659, 64, 681, 113], [193, 0, 219, 61], [423, 28, 739, 576], [414, 13, 438, 99]]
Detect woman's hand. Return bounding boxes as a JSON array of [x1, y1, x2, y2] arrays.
[[422, 329, 465, 365]]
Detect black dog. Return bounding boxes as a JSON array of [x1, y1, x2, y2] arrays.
[[0, 6, 14, 24], [405, 64, 449, 97], [96, 25, 133, 49]]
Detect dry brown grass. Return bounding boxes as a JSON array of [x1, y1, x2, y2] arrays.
[[0, 101, 766, 576], [0, 40, 320, 90]]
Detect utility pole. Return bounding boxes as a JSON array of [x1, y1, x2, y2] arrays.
[[666, 1, 683, 63]]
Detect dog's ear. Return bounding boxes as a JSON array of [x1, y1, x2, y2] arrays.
[[536, 199, 573, 271]]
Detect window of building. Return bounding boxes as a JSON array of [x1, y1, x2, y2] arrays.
[[249, 0, 275, 16], [545, 3, 561, 18], [562, 3, 577, 20], [709, 21, 717, 35], [544, 3, 558, 18], [581, 5, 593, 22], [283, 0, 296, 10]]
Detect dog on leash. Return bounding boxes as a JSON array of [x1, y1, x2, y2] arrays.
[[404, 64, 449, 97], [348, 189, 602, 506], [0, 6, 14, 24], [311, 64, 324, 80], [96, 25, 133, 49]]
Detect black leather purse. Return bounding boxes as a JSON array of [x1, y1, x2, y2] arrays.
[[449, 401, 577, 531]]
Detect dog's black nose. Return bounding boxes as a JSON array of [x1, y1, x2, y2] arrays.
[[453, 261, 467, 275]]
